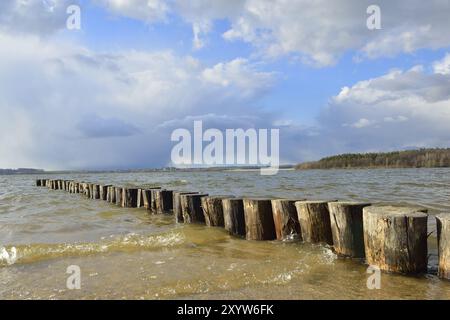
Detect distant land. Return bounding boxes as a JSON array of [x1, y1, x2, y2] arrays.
[[0, 168, 45, 175], [0, 165, 295, 175], [295, 148, 450, 170]]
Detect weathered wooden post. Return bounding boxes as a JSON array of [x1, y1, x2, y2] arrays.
[[84, 183, 90, 197], [436, 214, 450, 279], [363, 206, 428, 274], [202, 196, 231, 227], [122, 188, 138, 208], [271, 199, 303, 241], [154, 190, 173, 214], [173, 191, 198, 222], [57, 180, 62, 190], [108, 186, 116, 203], [99, 185, 109, 201], [243, 198, 276, 241], [140, 187, 161, 210], [92, 184, 100, 200], [87, 183, 93, 198], [115, 187, 123, 206], [328, 201, 371, 258], [222, 198, 246, 237], [137, 189, 144, 208], [295, 201, 333, 245], [180, 194, 208, 223], [36, 179, 42, 187], [142, 190, 152, 209]]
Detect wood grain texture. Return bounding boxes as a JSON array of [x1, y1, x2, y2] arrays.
[[222, 198, 246, 237], [436, 213, 450, 279], [295, 201, 333, 245], [363, 206, 428, 274], [328, 201, 371, 258], [243, 199, 276, 241], [271, 199, 303, 241]]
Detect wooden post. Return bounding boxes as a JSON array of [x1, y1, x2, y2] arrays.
[[87, 183, 93, 198], [150, 189, 162, 212], [222, 198, 246, 237], [108, 186, 116, 203], [328, 201, 371, 258], [92, 184, 100, 199], [271, 199, 303, 241], [142, 190, 152, 209], [137, 189, 144, 208], [154, 190, 173, 214], [36, 179, 41, 187], [180, 194, 208, 223], [99, 185, 109, 201], [202, 196, 231, 227], [122, 188, 138, 208], [115, 187, 122, 206], [140, 187, 161, 211], [436, 214, 450, 279], [173, 191, 198, 223], [363, 206, 428, 274], [295, 201, 333, 245], [243, 198, 276, 241]]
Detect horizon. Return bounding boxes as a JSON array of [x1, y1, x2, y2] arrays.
[[1, 1, 450, 171]]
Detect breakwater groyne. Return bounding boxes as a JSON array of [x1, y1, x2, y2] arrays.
[[35, 179, 450, 280]]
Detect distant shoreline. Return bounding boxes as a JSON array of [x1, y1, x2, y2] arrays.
[[295, 148, 450, 170]]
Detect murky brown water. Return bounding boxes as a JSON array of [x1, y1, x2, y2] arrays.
[[1, 169, 449, 299]]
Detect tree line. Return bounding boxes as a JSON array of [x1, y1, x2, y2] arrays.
[[295, 148, 450, 169]]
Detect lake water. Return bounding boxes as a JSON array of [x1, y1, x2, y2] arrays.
[[0, 169, 449, 299]]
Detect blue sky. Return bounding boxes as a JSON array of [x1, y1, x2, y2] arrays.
[[1, 0, 450, 170]]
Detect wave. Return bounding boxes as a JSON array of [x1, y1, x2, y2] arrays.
[[0, 231, 185, 267]]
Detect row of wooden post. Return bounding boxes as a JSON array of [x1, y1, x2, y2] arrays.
[[36, 178, 449, 280]]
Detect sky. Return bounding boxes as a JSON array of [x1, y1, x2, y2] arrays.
[[1, 0, 450, 170]]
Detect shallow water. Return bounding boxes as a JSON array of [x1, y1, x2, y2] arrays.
[[0, 169, 449, 299]]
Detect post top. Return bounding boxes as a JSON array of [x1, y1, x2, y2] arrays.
[[272, 198, 306, 203], [436, 213, 450, 221], [328, 201, 372, 207], [363, 205, 428, 217], [294, 200, 331, 205]]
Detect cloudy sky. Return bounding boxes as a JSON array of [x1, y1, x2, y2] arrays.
[[1, 0, 450, 170]]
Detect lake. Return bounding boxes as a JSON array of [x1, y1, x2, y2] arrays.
[[1, 169, 449, 299]]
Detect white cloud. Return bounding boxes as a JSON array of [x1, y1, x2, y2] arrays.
[[0, 32, 276, 169], [4, 1, 450, 66], [433, 53, 450, 75], [317, 54, 450, 153], [94, 0, 170, 23], [0, 0, 76, 35]]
